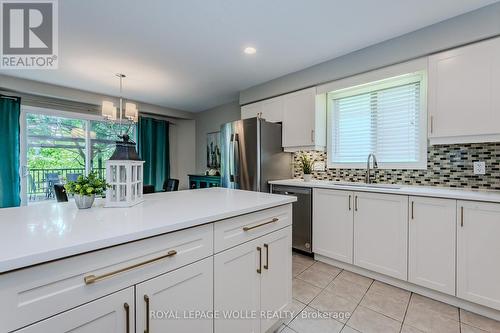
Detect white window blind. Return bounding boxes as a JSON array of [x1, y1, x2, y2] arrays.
[[328, 73, 426, 169]]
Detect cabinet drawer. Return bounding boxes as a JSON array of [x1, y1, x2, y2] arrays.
[[214, 204, 292, 253], [0, 224, 213, 333], [14, 287, 134, 333]]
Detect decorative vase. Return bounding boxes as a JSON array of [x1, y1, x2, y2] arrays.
[[303, 174, 313, 182], [74, 194, 95, 209]]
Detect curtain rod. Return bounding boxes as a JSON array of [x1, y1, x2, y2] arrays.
[[139, 112, 178, 125], [0, 94, 21, 101]]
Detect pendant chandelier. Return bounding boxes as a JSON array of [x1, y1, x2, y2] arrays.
[[101, 73, 138, 123]]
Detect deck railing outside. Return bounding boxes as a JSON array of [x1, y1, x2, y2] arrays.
[[28, 167, 106, 201]]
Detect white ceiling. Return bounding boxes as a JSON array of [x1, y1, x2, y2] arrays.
[[1, 0, 498, 112]]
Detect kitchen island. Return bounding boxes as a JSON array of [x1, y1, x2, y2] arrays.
[[0, 188, 295, 333]]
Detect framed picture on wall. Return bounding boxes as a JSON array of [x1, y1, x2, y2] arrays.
[[206, 131, 221, 170]]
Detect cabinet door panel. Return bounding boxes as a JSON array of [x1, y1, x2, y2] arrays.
[[409, 197, 456, 295], [313, 189, 354, 263], [261, 97, 284, 123], [457, 201, 500, 311], [261, 226, 292, 332], [17, 287, 134, 333], [242, 103, 263, 120], [428, 37, 500, 139], [354, 192, 408, 280], [283, 88, 316, 147], [136, 257, 213, 333], [214, 238, 261, 333]]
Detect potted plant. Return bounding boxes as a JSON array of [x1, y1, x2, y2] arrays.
[[66, 172, 109, 209], [299, 154, 314, 182]]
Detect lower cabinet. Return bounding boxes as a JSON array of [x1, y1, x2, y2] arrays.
[[408, 196, 456, 295], [354, 192, 408, 280], [214, 226, 292, 333], [16, 287, 134, 333], [457, 201, 500, 311], [313, 188, 353, 263], [135, 257, 214, 333]]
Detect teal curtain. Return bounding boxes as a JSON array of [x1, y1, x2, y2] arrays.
[[0, 95, 21, 208], [137, 116, 170, 191]]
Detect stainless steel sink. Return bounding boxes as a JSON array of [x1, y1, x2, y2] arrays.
[[326, 182, 402, 190]]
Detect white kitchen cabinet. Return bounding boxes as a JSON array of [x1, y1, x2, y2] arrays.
[[241, 96, 283, 123], [16, 287, 134, 333], [408, 197, 456, 295], [260, 227, 292, 333], [282, 87, 326, 151], [457, 201, 500, 311], [354, 192, 408, 280], [214, 235, 262, 333], [313, 188, 354, 264], [136, 257, 213, 333], [428, 36, 500, 144], [214, 226, 292, 333]]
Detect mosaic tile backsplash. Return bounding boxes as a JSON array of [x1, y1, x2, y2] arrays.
[[293, 143, 500, 190]]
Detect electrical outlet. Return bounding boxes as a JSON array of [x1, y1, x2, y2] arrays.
[[473, 161, 486, 175], [313, 161, 326, 171]]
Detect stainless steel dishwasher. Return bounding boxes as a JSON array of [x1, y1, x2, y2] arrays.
[[271, 185, 312, 253]]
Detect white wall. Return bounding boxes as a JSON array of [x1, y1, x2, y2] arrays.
[[194, 101, 241, 173], [170, 119, 196, 189]]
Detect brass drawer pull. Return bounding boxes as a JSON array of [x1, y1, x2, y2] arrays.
[[144, 295, 150, 333], [84, 250, 177, 285], [124, 303, 130, 333], [263, 243, 269, 270], [257, 246, 262, 274], [243, 218, 279, 231]]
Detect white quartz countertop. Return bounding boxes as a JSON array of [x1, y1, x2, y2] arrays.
[[269, 179, 500, 203], [0, 188, 295, 273]]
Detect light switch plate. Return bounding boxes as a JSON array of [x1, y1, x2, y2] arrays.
[[313, 161, 326, 171], [473, 161, 486, 175]]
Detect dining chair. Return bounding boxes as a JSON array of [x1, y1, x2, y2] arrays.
[[163, 179, 179, 192]]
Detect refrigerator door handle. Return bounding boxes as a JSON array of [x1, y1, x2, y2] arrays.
[[229, 134, 234, 183], [232, 133, 240, 184]]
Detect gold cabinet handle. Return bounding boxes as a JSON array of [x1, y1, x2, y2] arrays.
[[243, 218, 279, 231], [144, 295, 150, 333], [263, 243, 269, 270], [84, 250, 177, 285], [257, 246, 262, 274], [124, 303, 130, 333], [461, 206, 464, 227]]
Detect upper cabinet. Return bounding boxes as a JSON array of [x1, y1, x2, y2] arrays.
[[282, 88, 326, 152], [241, 87, 326, 152], [241, 96, 283, 123], [428, 37, 500, 144]]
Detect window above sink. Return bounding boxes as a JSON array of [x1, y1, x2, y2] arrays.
[[322, 60, 428, 170]]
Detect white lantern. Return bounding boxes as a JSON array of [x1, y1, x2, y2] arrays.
[[105, 136, 145, 208], [105, 160, 144, 207]]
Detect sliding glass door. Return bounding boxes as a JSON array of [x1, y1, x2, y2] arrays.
[[20, 106, 135, 205]]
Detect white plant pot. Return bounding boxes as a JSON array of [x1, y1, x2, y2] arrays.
[[74, 194, 95, 209], [303, 174, 313, 182]]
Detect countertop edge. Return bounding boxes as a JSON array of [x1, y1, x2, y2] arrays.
[[0, 197, 296, 274], [269, 179, 500, 203]]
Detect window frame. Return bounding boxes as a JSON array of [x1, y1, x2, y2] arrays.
[[326, 71, 428, 170]]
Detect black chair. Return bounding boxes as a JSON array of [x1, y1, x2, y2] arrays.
[[53, 184, 68, 202], [143, 185, 155, 194], [163, 178, 179, 192]]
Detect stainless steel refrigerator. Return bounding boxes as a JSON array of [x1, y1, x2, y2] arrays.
[[220, 118, 292, 192]]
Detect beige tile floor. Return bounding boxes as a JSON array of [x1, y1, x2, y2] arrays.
[[275, 253, 500, 333]]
